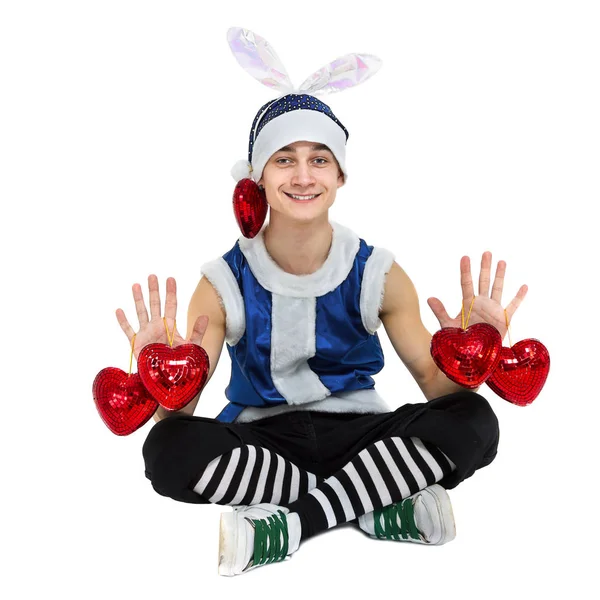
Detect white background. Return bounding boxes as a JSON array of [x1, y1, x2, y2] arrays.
[[1, 1, 598, 598]]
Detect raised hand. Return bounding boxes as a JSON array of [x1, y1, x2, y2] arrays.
[[115, 275, 208, 360], [426, 251, 528, 340]]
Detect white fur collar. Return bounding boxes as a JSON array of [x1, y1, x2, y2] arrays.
[[238, 220, 360, 298]]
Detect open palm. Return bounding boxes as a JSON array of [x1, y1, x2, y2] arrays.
[[426, 251, 528, 340], [115, 275, 208, 360]]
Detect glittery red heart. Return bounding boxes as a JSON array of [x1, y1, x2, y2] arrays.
[[233, 178, 267, 239], [486, 339, 550, 406], [92, 368, 158, 436], [431, 323, 503, 388], [137, 343, 209, 411]]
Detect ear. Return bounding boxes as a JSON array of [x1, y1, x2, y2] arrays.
[[337, 171, 345, 188]]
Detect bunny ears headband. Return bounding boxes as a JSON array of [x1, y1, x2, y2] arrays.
[[227, 27, 383, 185]]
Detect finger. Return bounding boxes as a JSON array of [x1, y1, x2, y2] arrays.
[[491, 259, 506, 304], [189, 315, 209, 346], [478, 251, 492, 297], [148, 274, 161, 319], [504, 284, 529, 322], [460, 256, 474, 302], [115, 308, 136, 343], [132, 282, 149, 326], [427, 297, 451, 325], [164, 277, 177, 330]]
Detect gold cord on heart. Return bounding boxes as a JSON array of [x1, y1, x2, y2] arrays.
[[127, 317, 176, 376], [163, 317, 176, 347], [460, 298, 513, 347], [129, 334, 136, 376], [504, 309, 513, 348], [461, 297, 476, 329]]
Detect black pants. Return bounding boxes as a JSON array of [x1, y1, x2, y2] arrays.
[[142, 391, 500, 505]]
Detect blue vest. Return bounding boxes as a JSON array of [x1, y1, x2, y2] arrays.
[[200, 221, 395, 423]]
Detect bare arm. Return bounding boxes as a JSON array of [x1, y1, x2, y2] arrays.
[[379, 262, 480, 401]]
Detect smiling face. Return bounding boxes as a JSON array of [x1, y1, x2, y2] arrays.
[[257, 140, 345, 224]]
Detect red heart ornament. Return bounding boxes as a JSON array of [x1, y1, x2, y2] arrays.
[[233, 178, 268, 239], [92, 368, 158, 436], [431, 323, 503, 388], [137, 343, 210, 411], [486, 339, 550, 406]]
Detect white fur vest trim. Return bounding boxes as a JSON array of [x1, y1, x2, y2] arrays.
[[237, 220, 360, 298], [233, 388, 391, 423], [200, 257, 246, 346], [360, 247, 396, 334]]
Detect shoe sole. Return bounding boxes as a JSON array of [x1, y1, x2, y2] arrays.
[[218, 512, 242, 576], [421, 484, 456, 545]]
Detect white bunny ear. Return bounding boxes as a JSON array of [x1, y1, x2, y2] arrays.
[[298, 53, 382, 96], [227, 27, 296, 94]]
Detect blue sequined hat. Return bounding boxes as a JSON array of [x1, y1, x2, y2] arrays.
[[227, 27, 382, 185]]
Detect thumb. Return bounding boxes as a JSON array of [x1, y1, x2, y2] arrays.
[[427, 297, 450, 325], [188, 315, 209, 346]]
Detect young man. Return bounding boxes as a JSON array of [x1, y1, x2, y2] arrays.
[[118, 91, 525, 577]]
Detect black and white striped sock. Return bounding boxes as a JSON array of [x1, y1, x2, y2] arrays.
[[286, 436, 457, 540], [193, 445, 323, 506]]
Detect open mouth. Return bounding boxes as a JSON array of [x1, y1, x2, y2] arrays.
[[284, 192, 322, 202]]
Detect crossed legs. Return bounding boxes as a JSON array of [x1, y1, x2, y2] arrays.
[[142, 392, 499, 542]]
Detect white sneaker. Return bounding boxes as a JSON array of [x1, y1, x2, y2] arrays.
[[218, 503, 302, 576], [357, 484, 456, 545]]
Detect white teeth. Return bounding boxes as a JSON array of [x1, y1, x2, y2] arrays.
[[288, 193, 318, 200]]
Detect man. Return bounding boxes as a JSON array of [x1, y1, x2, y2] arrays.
[[118, 89, 526, 576]]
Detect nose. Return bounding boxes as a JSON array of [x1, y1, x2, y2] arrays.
[[290, 162, 317, 188]]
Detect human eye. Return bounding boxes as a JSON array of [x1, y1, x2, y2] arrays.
[[275, 157, 291, 165], [313, 157, 328, 165]]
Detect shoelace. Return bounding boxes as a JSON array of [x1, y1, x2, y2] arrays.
[[373, 498, 421, 541], [248, 510, 289, 567]]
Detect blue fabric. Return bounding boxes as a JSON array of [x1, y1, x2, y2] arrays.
[[215, 237, 385, 422]]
